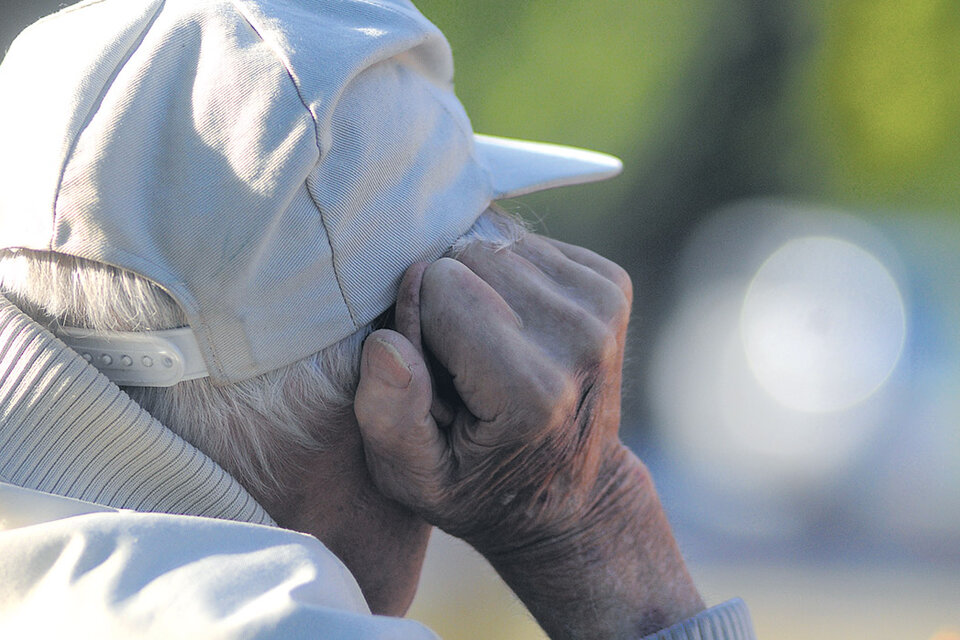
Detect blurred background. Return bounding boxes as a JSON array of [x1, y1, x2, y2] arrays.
[[4, 1, 959, 638]]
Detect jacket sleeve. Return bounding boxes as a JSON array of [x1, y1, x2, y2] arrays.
[[641, 599, 756, 640]]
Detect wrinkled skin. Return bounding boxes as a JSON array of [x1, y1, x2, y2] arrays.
[[354, 235, 704, 639]]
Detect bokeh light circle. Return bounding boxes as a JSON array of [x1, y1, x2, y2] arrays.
[[740, 236, 906, 413]]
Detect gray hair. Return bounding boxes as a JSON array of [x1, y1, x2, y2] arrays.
[[0, 206, 525, 502]]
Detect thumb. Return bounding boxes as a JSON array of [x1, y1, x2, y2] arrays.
[[355, 329, 450, 509]]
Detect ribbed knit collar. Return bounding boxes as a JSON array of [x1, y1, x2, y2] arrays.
[[0, 294, 274, 526]]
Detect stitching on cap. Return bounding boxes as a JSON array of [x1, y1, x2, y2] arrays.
[[50, 0, 166, 252], [229, 0, 360, 327]]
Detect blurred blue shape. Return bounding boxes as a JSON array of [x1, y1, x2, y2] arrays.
[[643, 199, 960, 566]]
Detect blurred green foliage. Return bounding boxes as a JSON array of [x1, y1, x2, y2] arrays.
[[416, 0, 960, 233], [417, 1, 710, 154], [416, 0, 715, 228], [798, 0, 960, 214]]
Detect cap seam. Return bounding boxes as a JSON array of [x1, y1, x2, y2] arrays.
[[49, 0, 166, 253], [228, 0, 361, 327], [227, 0, 328, 160]]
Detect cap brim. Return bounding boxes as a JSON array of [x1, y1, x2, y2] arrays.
[[473, 134, 623, 200]]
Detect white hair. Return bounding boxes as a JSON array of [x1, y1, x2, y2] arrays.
[[0, 206, 525, 502]]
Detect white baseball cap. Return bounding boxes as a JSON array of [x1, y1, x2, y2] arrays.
[[0, 0, 622, 385]]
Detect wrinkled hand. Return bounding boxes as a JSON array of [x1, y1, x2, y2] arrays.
[[355, 235, 702, 639]]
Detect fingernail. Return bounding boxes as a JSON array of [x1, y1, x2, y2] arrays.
[[367, 338, 413, 389]]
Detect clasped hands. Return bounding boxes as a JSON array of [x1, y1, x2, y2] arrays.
[[355, 234, 703, 640]]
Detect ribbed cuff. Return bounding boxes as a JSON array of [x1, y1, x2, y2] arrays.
[[641, 599, 756, 640]]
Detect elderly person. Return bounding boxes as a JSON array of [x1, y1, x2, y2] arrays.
[[0, 1, 754, 638]]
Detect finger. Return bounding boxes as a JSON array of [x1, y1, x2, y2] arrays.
[[540, 236, 634, 305], [394, 262, 456, 425], [455, 241, 553, 322], [394, 262, 428, 354], [455, 243, 613, 367], [419, 258, 575, 426], [511, 234, 631, 324], [355, 329, 452, 509]]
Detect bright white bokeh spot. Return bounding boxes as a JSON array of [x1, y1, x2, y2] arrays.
[[741, 236, 906, 413]]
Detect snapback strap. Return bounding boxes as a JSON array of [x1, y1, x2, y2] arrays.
[[55, 326, 209, 387]]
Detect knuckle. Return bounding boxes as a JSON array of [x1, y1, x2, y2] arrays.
[[608, 263, 634, 305], [564, 303, 596, 332], [528, 368, 579, 423], [574, 316, 618, 364], [598, 277, 631, 322], [596, 326, 620, 363]]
